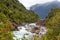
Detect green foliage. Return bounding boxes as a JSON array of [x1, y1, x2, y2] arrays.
[[0, 0, 39, 40], [57, 34, 60, 40], [33, 35, 40, 40], [0, 13, 14, 40], [0, 0, 39, 25], [44, 8, 60, 40]]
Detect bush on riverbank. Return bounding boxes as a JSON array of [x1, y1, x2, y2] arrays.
[[0, 13, 14, 40], [44, 8, 60, 40]]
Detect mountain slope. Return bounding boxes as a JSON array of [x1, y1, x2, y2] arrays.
[[0, 0, 39, 25], [30, 1, 60, 19], [0, 0, 39, 40], [44, 8, 60, 40]]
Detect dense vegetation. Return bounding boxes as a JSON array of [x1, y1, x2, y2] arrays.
[[0, 0, 39, 40], [1, 0, 60, 40], [0, 13, 14, 40], [0, 0, 39, 25], [43, 8, 60, 40]]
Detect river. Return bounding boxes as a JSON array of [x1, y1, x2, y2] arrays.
[[13, 23, 47, 40]]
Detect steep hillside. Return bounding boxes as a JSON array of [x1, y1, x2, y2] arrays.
[[0, 0, 39, 40], [0, 0, 39, 25], [30, 1, 60, 19], [44, 8, 60, 40]]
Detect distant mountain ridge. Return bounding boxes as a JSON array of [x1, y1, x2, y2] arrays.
[[30, 1, 60, 19]]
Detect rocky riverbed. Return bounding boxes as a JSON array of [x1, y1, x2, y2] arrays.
[[13, 23, 47, 40]]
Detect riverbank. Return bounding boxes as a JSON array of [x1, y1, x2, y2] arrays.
[[13, 23, 47, 40]]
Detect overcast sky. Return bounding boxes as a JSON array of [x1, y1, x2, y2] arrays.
[[19, 0, 60, 8]]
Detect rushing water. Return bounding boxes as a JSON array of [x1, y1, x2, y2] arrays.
[[13, 27, 33, 40], [13, 23, 47, 40]]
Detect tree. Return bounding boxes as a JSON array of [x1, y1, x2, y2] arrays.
[[44, 8, 60, 40]]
